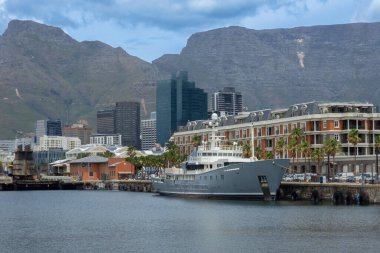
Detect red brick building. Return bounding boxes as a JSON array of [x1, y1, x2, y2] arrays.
[[69, 156, 135, 181]]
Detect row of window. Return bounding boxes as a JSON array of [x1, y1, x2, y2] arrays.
[[201, 174, 224, 181]]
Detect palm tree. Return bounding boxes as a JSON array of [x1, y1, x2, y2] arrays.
[[276, 137, 285, 158], [289, 127, 305, 172], [191, 135, 202, 150], [348, 129, 361, 174], [374, 135, 380, 182], [300, 140, 312, 177], [242, 143, 252, 158], [324, 138, 341, 181], [254, 146, 263, 160], [287, 137, 298, 173], [265, 151, 274, 160], [311, 148, 325, 175]]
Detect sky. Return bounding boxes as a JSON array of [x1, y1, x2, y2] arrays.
[[1, 0, 380, 62]]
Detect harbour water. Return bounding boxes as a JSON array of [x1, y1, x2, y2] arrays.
[[0, 191, 379, 253]]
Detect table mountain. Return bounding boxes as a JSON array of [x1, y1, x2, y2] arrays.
[[0, 20, 158, 138], [2, 20, 380, 139], [153, 23, 380, 111]]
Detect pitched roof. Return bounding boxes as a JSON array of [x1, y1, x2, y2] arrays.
[[69, 155, 108, 164]]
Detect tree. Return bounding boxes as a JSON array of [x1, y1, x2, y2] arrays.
[[348, 129, 361, 174], [76, 152, 90, 159], [289, 127, 305, 172], [323, 138, 341, 181], [265, 151, 274, 160], [125, 146, 139, 175], [242, 143, 252, 158], [287, 137, 298, 173], [99, 150, 115, 158], [312, 148, 325, 175], [254, 146, 263, 160], [191, 135, 202, 150], [276, 137, 286, 158], [300, 140, 312, 178]]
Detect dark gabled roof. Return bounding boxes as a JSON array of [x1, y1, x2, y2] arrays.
[[69, 155, 108, 164]]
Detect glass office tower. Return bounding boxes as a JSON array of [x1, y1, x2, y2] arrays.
[[156, 71, 207, 146]]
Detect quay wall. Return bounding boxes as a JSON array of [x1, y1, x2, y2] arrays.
[[280, 182, 380, 204]]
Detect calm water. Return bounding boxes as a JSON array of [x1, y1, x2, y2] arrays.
[[0, 191, 379, 253]]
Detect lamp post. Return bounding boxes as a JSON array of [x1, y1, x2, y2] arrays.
[[376, 148, 379, 184], [251, 123, 255, 159]]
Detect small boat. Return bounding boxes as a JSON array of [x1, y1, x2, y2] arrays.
[[151, 114, 290, 200]]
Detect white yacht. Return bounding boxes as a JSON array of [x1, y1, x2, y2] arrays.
[[151, 114, 289, 199]]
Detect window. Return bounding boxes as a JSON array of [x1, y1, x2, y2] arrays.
[[334, 120, 339, 128], [275, 126, 280, 135], [301, 122, 306, 131], [323, 120, 327, 128], [89, 171, 93, 177], [266, 139, 273, 148], [283, 125, 288, 134], [334, 134, 340, 141]]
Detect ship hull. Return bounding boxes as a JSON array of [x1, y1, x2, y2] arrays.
[[151, 159, 289, 200]]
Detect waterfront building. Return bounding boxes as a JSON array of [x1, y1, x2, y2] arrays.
[[96, 107, 115, 135], [35, 135, 81, 151], [35, 119, 62, 143], [69, 156, 135, 181], [211, 87, 243, 116], [115, 101, 141, 149], [63, 121, 93, 145], [90, 134, 122, 146], [173, 101, 380, 175], [33, 148, 67, 175], [156, 71, 208, 146], [141, 112, 157, 150]]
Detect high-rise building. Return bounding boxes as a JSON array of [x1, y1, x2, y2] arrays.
[[96, 107, 115, 134], [63, 121, 93, 145], [212, 87, 243, 116], [156, 71, 208, 146], [141, 112, 157, 150], [115, 101, 140, 149], [35, 119, 62, 143]]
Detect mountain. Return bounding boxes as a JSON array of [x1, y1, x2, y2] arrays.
[[153, 23, 380, 111], [0, 20, 158, 139], [1, 20, 380, 139]]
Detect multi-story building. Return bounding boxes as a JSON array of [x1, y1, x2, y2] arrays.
[[173, 101, 380, 176], [35, 119, 62, 143], [211, 87, 243, 116], [115, 101, 141, 149], [156, 71, 208, 146], [35, 135, 81, 151], [96, 107, 116, 135], [63, 121, 93, 145], [90, 134, 122, 146], [141, 112, 157, 150]]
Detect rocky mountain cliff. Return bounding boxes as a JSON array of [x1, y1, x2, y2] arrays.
[[1, 20, 380, 139], [153, 23, 380, 111], [0, 20, 158, 138]]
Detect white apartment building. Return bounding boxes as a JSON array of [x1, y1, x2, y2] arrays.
[[35, 135, 81, 151]]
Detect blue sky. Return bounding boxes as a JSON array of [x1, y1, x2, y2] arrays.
[[1, 0, 380, 62]]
